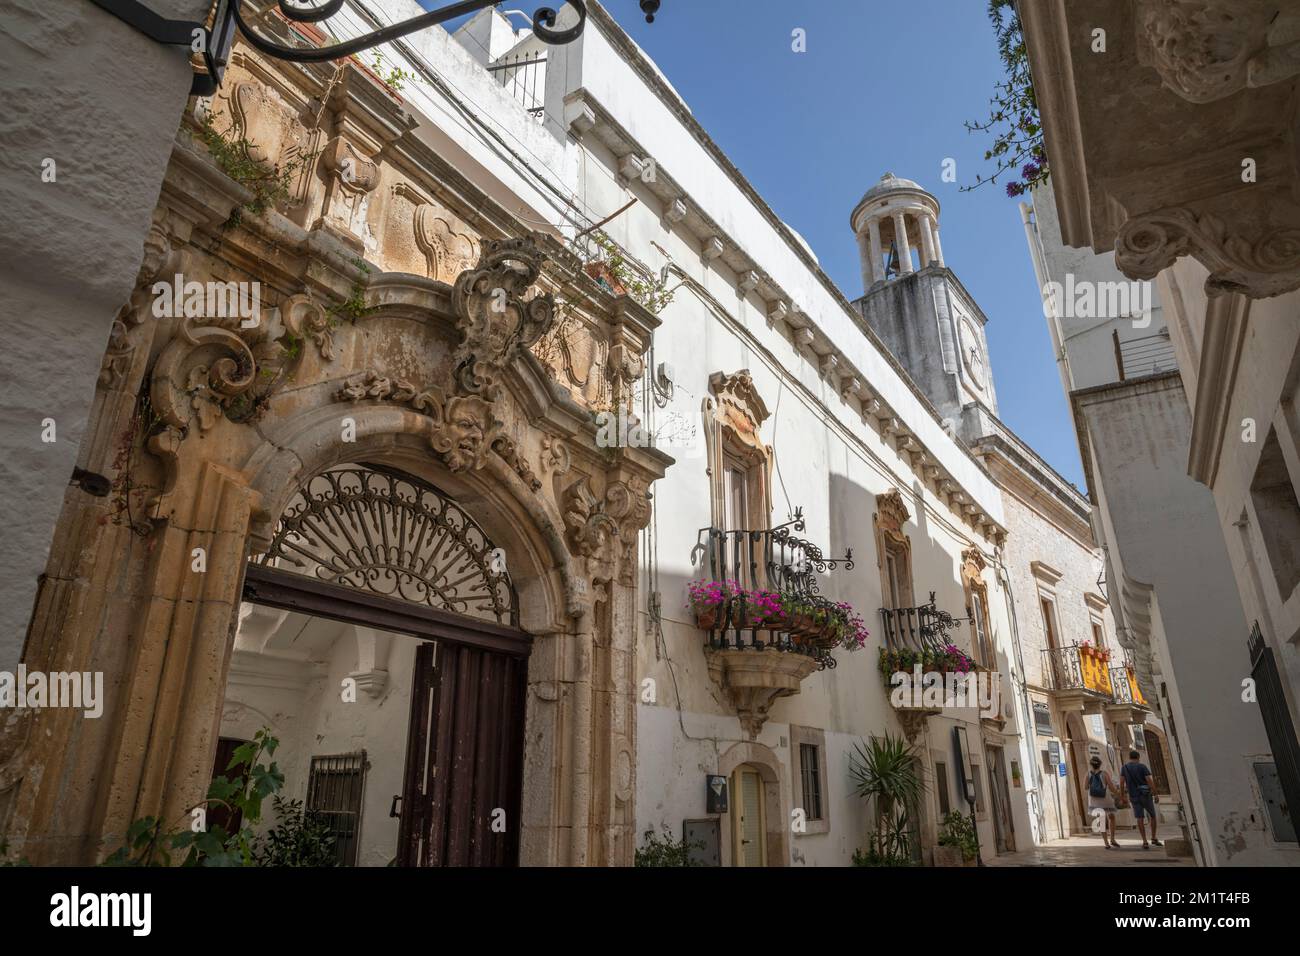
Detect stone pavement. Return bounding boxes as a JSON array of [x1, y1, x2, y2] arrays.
[[982, 835, 1195, 867]]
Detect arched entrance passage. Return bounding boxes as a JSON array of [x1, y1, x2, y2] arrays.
[[240, 464, 531, 866]]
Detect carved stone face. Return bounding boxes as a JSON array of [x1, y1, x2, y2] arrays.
[[439, 396, 493, 471]]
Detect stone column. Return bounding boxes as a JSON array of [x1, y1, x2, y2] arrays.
[[931, 219, 945, 267], [857, 229, 876, 290], [868, 217, 884, 286], [893, 211, 914, 275], [920, 213, 937, 268]]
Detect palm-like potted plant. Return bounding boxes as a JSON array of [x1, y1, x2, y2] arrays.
[[849, 732, 924, 866]]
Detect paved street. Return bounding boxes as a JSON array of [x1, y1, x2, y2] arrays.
[[985, 836, 1194, 867]]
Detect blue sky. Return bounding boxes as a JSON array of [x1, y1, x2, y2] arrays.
[[426, 1, 1083, 488]]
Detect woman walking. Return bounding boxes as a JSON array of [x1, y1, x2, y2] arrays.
[[1086, 756, 1120, 849]]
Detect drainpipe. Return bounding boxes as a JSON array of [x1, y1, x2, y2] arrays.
[[1019, 201, 1076, 423], [993, 547, 1048, 844]]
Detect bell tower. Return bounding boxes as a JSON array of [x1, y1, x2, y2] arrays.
[[850, 172, 997, 433]]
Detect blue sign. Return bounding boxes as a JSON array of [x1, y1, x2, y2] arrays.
[[1058, 762, 1067, 778]]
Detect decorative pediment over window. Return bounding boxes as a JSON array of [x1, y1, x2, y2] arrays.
[[704, 370, 774, 529], [875, 489, 911, 543], [708, 369, 771, 455], [960, 546, 987, 585]]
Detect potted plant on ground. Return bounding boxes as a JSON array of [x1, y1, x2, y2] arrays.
[[849, 732, 924, 867], [934, 810, 979, 866]]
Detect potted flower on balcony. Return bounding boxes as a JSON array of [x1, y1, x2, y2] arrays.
[[745, 588, 786, 628], [940, 644, 976, 675], [686, 579, 736, 630]]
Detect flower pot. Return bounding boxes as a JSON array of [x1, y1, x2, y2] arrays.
[[932, 845, 964, 867], [695, 606, 720, 630]]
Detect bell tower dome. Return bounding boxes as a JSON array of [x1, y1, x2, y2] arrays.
[[851, 173, 997, 429], [850, 172, 944, 291]]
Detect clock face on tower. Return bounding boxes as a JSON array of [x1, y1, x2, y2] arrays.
[[959, 315, 987, 391]]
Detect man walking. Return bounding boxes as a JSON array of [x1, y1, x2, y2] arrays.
[[1120, 749, 1161, 850]]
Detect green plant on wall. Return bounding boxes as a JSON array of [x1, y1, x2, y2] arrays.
[[589, 231, 676, 315], [368, 51, 419, 93], [331, 258, 379, 322], [197, 110, 310, 226]]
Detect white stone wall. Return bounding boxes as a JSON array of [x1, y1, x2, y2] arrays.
[[1159, 255, 1300, 750], [0, 0, 210, 669]]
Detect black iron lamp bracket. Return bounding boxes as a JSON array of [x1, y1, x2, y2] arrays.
[[89, 0, 658, 96]]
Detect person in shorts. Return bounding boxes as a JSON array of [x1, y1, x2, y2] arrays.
[[1120, 749, 1161, 849], [1086, 756, 1120, 848]]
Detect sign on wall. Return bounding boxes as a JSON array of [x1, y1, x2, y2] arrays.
[[1033, 701, 1054, 736], [705, 774, 728, 815]]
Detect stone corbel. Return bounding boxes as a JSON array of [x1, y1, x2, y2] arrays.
[[705, 648, 820, 739], [350, 625, 393, 699], [319, 135, 379, 246], [1114, 207, 1300, 298]]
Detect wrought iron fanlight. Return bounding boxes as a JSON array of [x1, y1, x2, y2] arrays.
[[92, 0, 662, 95]]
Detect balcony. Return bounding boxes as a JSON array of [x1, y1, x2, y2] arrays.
[[879, 592, 966, 653], [1042, 646, 1149, 714], [1042, 645, 1112, 700], [690, 511, 856, 737]]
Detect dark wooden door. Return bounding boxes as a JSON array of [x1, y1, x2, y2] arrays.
[[396, 641, 527, 867]]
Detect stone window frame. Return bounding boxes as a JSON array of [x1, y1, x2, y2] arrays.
[[703, 370, 774, 533], [960, 547, 994, 668], [1084, 592, 1109, 651], [789, 724, 830, 835], [874, 489, 915, 609]]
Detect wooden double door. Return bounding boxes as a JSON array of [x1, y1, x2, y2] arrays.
[[396, 641, 527, 867], [242, 564, 530, 867]]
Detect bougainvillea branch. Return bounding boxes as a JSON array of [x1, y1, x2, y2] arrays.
[[963, 0, 1048, 197]]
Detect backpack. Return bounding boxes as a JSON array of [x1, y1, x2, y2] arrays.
[[1088, 770, 1107, 797]]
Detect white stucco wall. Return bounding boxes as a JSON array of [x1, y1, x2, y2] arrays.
[[1079, 376, 1295, 864], [0, 0, 211, 670]]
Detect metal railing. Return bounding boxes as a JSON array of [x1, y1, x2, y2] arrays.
[[1041, 646, 1105, 695], [690, 508, 853, 668], [1113, 329, 1177, 381], [487, 50, 547, 119], [879, 592, 966, 653], [1109, 666, 1139, 704]]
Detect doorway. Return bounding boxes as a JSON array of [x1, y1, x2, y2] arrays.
[[985, 745, 1016, 853], [730, 764, 768, 866], [227, 465, 531, 867]]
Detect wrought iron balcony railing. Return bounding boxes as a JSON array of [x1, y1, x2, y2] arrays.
[[1041, 645, 1113, 696], [1108, 665, 1147, 706], [878, 592, 966, 653], [689, 508, 853, 669]]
